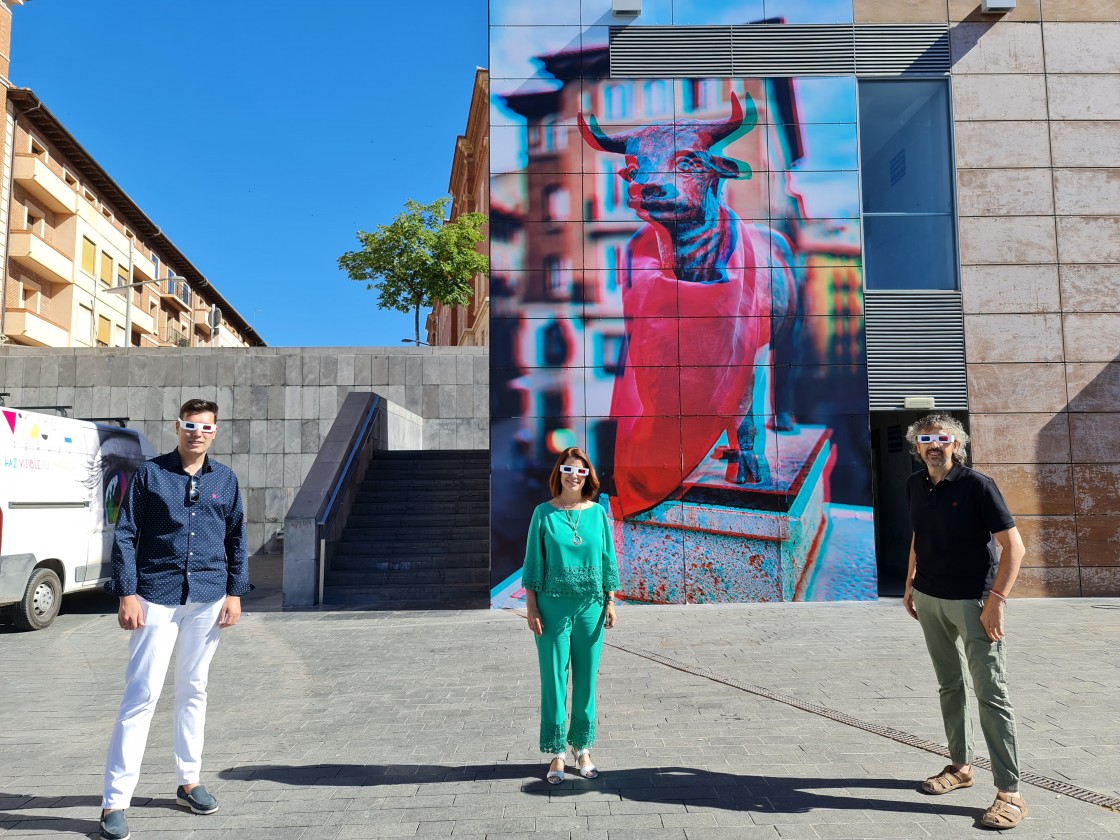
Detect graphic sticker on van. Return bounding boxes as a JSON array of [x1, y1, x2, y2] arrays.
[[86, 428, 144, 527]]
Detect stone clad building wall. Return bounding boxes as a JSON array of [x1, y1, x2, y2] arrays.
[[0, 346, 489, 554], [857, 1, 1120, 594]]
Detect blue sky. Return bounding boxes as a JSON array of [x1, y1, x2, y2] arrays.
[[11, 1, 487, 347]]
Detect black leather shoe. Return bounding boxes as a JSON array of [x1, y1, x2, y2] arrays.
[[99, 809, 130, 840], [175, 784, 219, 815]]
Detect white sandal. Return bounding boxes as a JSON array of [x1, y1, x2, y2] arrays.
[[545, 752, 566, 785], [574, 748, 599, 779]]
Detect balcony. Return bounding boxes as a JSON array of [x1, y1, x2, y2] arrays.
[[131, 250, 156, 282], [130, 306, 156, 336], [159, 277, 191, 311], [13, 155, 77, 215], [10, 230, 72, 286], [193, 308, 216, 334], [165, 325, 190, 347], [4, 308, 69, 347]]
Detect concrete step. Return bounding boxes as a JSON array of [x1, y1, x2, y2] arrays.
[[349, 500, 489, 516], [318, 593, 491, 610], [354, 488, 487, 503], [329, 554, 489, 572], [325, 568, 489, 587], [347, 513, 484, 528], [334, 539, 490, 555], [320, 584, 490, 607], [340, 526, 489, 542]]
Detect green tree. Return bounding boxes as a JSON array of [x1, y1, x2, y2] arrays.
[[338, 197, 489, 345]]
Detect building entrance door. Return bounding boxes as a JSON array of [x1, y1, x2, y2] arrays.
[[868, 411, 971, 596]]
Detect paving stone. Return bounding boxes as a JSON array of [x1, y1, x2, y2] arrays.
[[0, 599, 1116, 839]]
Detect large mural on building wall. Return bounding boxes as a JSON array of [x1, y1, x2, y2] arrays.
[[490, 0, 875, 606]]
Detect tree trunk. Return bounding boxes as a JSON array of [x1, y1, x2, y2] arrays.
[[413, 301, 420, 345]]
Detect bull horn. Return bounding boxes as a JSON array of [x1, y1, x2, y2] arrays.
[[578, 111, 628, 154], [699, 91, 758, 145]]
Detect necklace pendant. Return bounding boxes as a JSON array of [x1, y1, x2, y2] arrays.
[[572, 533, 583, 546]]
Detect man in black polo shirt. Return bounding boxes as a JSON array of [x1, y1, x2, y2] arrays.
[[903, 413, 1028, 830]]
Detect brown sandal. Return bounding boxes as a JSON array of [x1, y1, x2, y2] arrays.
[[980, 792, 1028, 829], [921, 764, 975, 794]]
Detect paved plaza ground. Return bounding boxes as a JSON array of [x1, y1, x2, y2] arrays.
[[2, 558, 1118, 839]]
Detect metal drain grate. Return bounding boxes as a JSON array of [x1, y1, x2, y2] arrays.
[[603, 640, 1120, 813]]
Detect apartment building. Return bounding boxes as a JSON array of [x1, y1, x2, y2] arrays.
[[0, 3, 263, 349], [427, 68, 489, 347]]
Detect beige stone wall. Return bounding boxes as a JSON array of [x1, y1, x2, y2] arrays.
[[857, 1, 1120, 595]]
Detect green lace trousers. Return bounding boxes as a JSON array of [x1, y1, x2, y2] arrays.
[[534, 594, 606, 753]]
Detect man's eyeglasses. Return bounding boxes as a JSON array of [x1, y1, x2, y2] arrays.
[[559, 465, 590, 476], [186, 475, 199, 506], [178, 420, 217, 434], [917, 434, 955, 445]]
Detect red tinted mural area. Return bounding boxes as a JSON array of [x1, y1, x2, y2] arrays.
[[489, 22, 875, 605]]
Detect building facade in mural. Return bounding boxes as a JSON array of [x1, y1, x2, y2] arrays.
[[490, 2, 875, 607]]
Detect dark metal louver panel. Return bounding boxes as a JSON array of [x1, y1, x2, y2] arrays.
[[733, 25, 855, 75], [865, 291, 967, 411], [610, 26, 733, 76], [854, 25, 951, 76], [609, 23, 950, 77]]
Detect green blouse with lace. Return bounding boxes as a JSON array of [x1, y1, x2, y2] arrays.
[[522, 501, 620, 601]]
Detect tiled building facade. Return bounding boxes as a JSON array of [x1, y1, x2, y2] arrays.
[[488, 0, 1120, 600]]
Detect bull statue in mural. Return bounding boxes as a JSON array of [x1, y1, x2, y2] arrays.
[[578, 90, 803, 517]]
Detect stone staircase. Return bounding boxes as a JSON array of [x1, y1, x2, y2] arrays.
[[321, 450, 490, 609]]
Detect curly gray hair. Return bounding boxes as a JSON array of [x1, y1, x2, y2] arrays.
[[904, 413, 969, 465]]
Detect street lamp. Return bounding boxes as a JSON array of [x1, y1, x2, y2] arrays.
[[400, 338, 429, 346], [104, 273, 187, 348]]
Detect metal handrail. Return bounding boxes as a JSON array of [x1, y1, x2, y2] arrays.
[[317, 395, 381, 528]]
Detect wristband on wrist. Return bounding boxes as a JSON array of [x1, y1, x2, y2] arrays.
[[989, 588, 1008, 603]]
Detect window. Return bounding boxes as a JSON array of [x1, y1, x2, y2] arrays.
[[642, 81, 668, 117], [81, 237, 96, 276], [603, 83, 631, 120], [29, 137, 45, 157], [541, 322, 571, 367], [603, 243, 623, 292], [117, 264, 129, 288], [152, 254, 160, 277], [22, 280, 40, 312], [26, 210, 43, 236], [97, 315, 112, 347], [543, 186, 569, 222], [542, 117, 567, 152], [100, 252, 113, 287], [77, 304, 93, 344], [686, 80, 714, 113], [543, 255, 571, 297], [598, 333, 625, 374], [601, 162, 621, 215], [859, 80, 957, 291]]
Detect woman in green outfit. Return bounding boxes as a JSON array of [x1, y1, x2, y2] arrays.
[[523, 446, 620, 784]]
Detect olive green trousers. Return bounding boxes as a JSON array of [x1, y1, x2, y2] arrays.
[[912, 589, 1021, 791]]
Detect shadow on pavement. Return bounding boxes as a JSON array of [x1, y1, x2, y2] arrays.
[[0, 793, 100, 837], [218, 763, 978, 818]]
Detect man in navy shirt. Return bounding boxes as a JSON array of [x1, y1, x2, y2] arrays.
[[903, 413, 1027, 830], [99, 399, 248, 840]]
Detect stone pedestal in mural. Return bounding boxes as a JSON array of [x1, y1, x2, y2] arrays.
[[607, 426, 832, 603]]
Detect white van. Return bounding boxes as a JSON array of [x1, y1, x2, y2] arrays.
[[0, 408, 154, 630]]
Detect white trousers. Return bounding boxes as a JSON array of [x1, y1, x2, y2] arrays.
[[102, 597, 224, 810]]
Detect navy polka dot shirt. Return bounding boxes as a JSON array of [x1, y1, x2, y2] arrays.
[[107, 449, 249, 606]]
